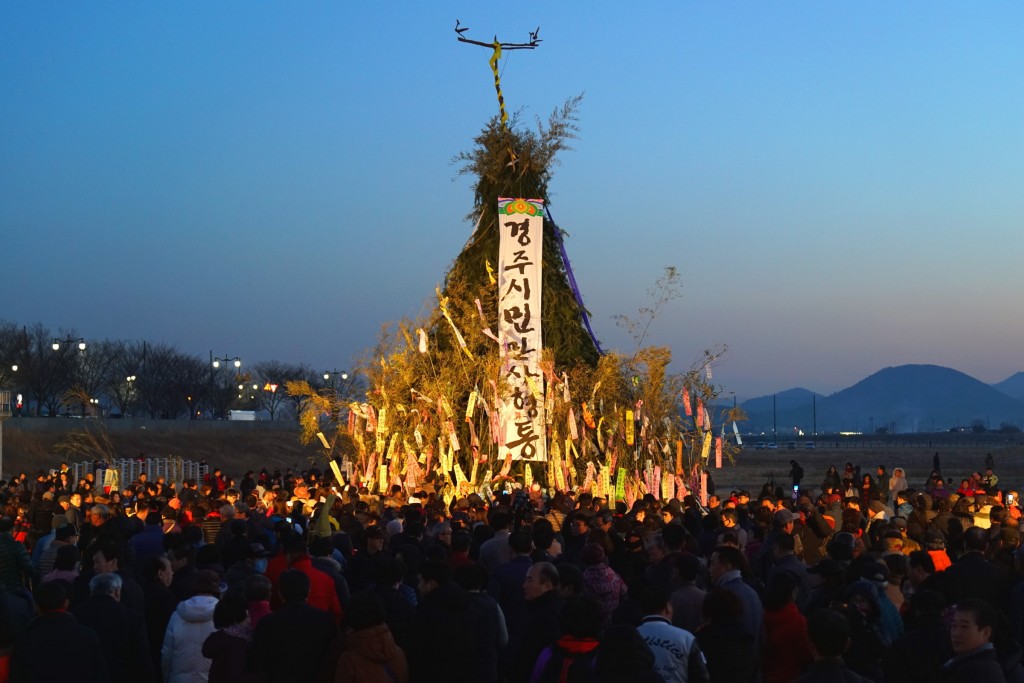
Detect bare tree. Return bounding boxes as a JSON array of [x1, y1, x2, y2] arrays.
[[71, 339, 115, 415], [102, 340, 146, 416], [0, 321, 22, 390], [21, 323, 79, 416], [167, 352, 208, 420], [135, 344, 206, 419], [252, 360, 307, 420]]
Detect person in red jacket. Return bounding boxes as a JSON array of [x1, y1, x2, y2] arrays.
[[761, 572, 813, 683], [280, 536, 342, 623]]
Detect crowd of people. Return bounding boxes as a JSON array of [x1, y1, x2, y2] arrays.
[[0, 454, 1022, 682]]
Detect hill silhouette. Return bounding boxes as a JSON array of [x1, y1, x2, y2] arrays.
[[993, 372, 1024, 400], [742, 364, 1024, 434]]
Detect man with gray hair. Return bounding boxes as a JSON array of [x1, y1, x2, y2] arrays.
[[78, 503, 114, 554], [73, 568, 155, 683]]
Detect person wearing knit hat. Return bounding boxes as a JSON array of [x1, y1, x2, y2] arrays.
[[580, 542, 626, 628]]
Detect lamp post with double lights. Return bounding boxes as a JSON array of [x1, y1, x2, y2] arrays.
[[209, 352, 242, 419], [323, 369, 351, 423], [52, 337, 88, 416], [52, 337, 87, 353]]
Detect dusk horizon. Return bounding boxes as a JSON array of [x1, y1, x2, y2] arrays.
[[4, 4, 1022, 401]]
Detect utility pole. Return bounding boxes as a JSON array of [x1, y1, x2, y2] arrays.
[[0, 391, 11, 480], [813, 395, 817, 436]]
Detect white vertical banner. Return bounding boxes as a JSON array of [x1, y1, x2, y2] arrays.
[[497, 198, 547, 462]]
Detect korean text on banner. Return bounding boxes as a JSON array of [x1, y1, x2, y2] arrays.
[[497, 198, 547, 462]]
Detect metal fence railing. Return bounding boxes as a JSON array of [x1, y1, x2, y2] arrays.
[[72, 458, 209, 493]]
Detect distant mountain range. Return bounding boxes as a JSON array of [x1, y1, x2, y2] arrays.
[[731, 365, 1024, 435]]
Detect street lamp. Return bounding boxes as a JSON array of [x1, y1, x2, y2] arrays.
[[52, 337, 88, 417], [323, 369, 351, 423], [52, 337, 86, 352], [209, 351, 242, 419]]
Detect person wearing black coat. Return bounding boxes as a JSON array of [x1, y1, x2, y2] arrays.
[[412, 560, 499, 683], [487, 530, 534, 664], [9, 580, 109, 683], [793, 608, 873, 683], [884, 590, 953, 683], [361, 556, 416, 651], [513, 562, 564, 683], [942, 528, 1003, 606], [71, 572, 154, 683], [695, 588, 758, 683], [940, 599, 1010, 683], [595, 623, 662, 683], [249, 569, 340, 683], [141, 556, 179, 675]]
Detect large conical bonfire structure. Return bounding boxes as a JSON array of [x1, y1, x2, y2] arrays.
[[291, 41, 740, 508]]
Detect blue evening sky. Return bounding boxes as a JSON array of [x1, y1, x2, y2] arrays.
[[2, 3, 1022, 398]]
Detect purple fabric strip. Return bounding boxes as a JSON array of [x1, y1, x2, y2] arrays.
[[545, 206, 604, 356]]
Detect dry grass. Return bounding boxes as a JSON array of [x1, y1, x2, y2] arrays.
[[712, 444, 1024, 496], [4, 420, 1021, 497], [1, 423, 322, 483]]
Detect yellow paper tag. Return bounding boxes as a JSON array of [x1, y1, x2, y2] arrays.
[[329, 460, 345, 487], [701, 432, 713, 461]]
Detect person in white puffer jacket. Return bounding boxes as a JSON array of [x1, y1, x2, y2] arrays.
[[162, 570, 222, 683]]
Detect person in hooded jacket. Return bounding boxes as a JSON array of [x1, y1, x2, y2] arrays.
[[162, 570, 222, 683], [334, 592, 408, 683], [840, 580, 887, 682]]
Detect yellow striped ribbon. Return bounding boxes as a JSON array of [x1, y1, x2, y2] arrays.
[[489, 41, 508, 128]]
